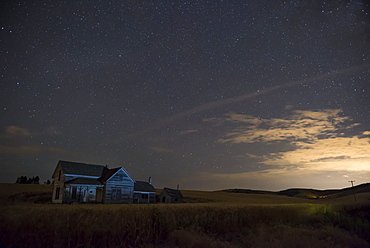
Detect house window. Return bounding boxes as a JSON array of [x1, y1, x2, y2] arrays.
[[142, 194, 148, 199], [58, 170, 61, 181], [55, 187, 60, 200], [71, 187, 77, 199], [111, 188, 122, 200]]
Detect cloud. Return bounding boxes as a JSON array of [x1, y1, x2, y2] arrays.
[[285, 105, 294, 110], [5, 126, 32, 137], [178, 129, 198, 135], [213, 109, 370, 173], [363, 131, 370, 135], [217, 109, 356, 144], [150, 146, 172, 153], [262, 136, 370, 172], [0, 144, 67, 155], [0, 126, 68, 155]]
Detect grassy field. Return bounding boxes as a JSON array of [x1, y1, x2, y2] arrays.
[[0, 183, 369, 247]]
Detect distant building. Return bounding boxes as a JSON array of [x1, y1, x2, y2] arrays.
[[51, 160, 155, 204], [159, 187, 183, 203], [133, 179, 156, 204]]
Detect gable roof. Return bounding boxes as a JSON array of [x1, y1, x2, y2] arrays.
[[99, 167, 121, 182], [56, 160, 105, 177], [162, 187, 183, 198], [65, 177, 103, 185], [134, 181, 156, 192]]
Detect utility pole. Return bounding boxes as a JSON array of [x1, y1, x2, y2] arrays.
[[348, 180, 356, 202]]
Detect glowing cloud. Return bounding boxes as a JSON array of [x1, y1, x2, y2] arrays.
[[262, 136, 370, 172], [214, 109, 370, 173], [217, 109, 356, 143]]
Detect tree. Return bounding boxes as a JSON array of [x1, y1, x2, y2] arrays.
[[20, 176, 28, 184], [15, 175, 41, 184], [34, 176, 40, 184]]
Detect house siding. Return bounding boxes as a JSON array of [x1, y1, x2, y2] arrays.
[[62, 185, 103, 203], [159, 188, 183, 203], [52, 165, 64, 203], [133, 192, 156, 204], [104, 169, 134, 204]]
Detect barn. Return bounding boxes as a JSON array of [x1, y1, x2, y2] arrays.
[[52, 160, 154, 204], [159, 187, 183, 203]]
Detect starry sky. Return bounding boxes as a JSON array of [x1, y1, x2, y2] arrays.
[[1, 1, 369, 191]]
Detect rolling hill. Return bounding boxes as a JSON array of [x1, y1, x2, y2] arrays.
[[222, 182, 370, 199]]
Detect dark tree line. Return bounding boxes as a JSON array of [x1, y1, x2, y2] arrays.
[[16, 176, 40, 184]]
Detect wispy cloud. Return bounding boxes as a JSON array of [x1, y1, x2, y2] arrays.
[[150, 146, 172, 153], [4, 126, 33, 137], [178, 129, 198, 135], [0, 126, 68, 155], [217, 109, 357, 143], [0, 144, 67, 155], [213, 109, 370, 173]]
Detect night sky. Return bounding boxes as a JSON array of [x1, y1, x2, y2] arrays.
[[1, 1, 369, 190]]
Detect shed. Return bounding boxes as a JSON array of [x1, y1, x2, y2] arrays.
[[133, 180, 156, 204], [159, 187, 183, 203]]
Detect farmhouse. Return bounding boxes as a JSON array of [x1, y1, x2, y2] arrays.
[[159, 187, 183, 203], [52, 160, 155, 204]]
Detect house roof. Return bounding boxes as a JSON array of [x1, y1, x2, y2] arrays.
[[99, 167, 121, 182], [163, 187, 183, 198], [65, 177, 103, 185], [58, 160, 105, 177], [134, 181, 156, 192]]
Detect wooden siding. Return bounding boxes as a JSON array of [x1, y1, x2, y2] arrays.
[[159, 189, 183, 203], [62, 185, 103, 203], [133, 192, 156, 204], [104, 168, 134, 204], [52, 165, 64, 203]]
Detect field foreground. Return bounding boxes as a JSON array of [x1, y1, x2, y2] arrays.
[[0, 183, 369, 248]]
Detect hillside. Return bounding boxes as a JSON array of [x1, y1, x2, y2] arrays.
[[0, 183, 53, 204], [221, 182, 370, 200], [1, 182, 369, 205]]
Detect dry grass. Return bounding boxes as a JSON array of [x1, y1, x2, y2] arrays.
[[0, 183, 369, 247]]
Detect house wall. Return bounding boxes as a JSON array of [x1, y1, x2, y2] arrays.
[[159, 191, 169, 203], [133, 192, 156, 204], [62, 185, 103, 203], [104, 169, 134, 204], [52, 166, 64, 204], [159, 191, 183, 203]]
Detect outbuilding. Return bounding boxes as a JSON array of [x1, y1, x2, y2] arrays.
[[159, 187, 183, 203]]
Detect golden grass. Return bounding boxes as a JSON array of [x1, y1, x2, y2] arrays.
[[0, 183, 52, 198], [182, 190, 317, 204], [0, 183, 369, 247]]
